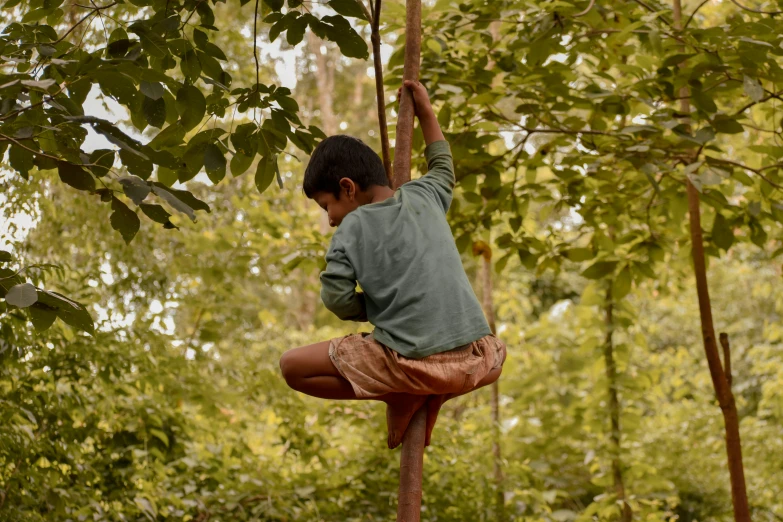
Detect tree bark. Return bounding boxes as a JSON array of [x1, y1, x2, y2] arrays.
[[395, 2, 424, 520], [480, 247, 505, 522], [370, 0, 392, 181], [672, 1, 751, 519], [603, 287, 632, 522], [391, 0, 421, 190]]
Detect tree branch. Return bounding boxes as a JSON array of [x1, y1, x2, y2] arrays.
[[370, 0, 391, 180], [729, 0, 783, 14], [683, 0, 711, 29]]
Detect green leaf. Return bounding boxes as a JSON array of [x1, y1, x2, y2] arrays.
[[119, 176, 151, 205], [612, 266, 632, 300], [230, 152, 253, 177], [317, 16, 369, 59], [37, 290, 94, 335], [181, 51, 202, 83], [29, 304, 57, 332], [0, 251, 11, 262], [140, 203, 173, 225], [263, 0, 284, 10], [6, 283, 38, 308], [149, 428, 169, 447], [328, 0, 368, 20], [564, 248, 594, 262], [255, 155, 278, 193], [203, 144, 227, 184], [743, 75, 764, 102], [581, 261, 618, 279], [140, 81, 165, 100], [143, 96, 166, 128], [110, 196, 140, 244], [711, 213, 734, 250], [9, 145, 34, 179], [58, 162, 96, 192], [176, 86, 206, 131], [89, 149, 115, 177], [712, 115, 744, 134]]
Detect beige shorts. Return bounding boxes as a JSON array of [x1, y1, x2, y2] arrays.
[[328, 333, 507, 399]]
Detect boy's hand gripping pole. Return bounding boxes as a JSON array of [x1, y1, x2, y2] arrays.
[[393, 1, 425, 521]]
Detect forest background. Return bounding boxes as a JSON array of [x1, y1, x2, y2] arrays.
[[1, 0, 782, 520]]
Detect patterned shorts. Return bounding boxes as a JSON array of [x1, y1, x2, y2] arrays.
[[328, 333, 507, 399]]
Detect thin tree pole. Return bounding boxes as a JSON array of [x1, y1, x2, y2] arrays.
[[369, 0, 392, 181], [391, 0, 421, 190], [478, 244, 505, 522], [603, 286, 632, 522], [394, 1, 424, 520], [672, 1, 751, 519]]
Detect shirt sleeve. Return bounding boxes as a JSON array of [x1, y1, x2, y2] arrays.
[[320, 236, 368, 322], [405, 140, 455, 213]]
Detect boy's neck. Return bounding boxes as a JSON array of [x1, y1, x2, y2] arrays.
[[360, 185, 396, 205]]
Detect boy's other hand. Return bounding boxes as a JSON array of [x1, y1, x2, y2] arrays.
[[398, 80, 435, 121], [397, 80, 444, 145]]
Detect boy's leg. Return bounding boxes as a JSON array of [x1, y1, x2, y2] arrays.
[[280, 341, 428, 447], [424, 367, 503, 446], [279, 341, 358, 400]]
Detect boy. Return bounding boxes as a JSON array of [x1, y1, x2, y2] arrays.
[[279, 80, 506, 449]]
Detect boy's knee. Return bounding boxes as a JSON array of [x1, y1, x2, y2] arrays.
[[278, 351, 298, 385]]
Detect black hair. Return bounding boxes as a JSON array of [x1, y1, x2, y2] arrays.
[[303, 135, 389, 198]]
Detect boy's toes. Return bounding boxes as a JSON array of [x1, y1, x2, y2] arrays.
[[385, 395, 427, 450]]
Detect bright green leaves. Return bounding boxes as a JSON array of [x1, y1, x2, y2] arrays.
[[0, 276, 94, 333], [582, 261, 618, 280], [612, 266, 633, 301], [57, 162, 96, 193], [176, 86, 206, 131], [255, 154, 279, 193], [110, 196, 141, 245], [265, 11, 368, 59]]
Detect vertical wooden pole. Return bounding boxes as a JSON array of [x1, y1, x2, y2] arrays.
[[391, 0, 421, 191], [672, 0, 751, 519], [397, 408, 426, 522], [394, 0, 424, 520]]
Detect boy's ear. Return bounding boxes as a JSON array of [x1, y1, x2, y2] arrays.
[[339, 178, 357, 199]]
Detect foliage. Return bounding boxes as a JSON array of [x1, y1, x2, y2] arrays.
[[2, 0, 783, 520]]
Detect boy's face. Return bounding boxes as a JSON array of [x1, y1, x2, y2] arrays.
[[312, 179, 360, 227]]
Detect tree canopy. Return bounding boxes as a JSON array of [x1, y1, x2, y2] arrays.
[[1, 0, 783, 519]]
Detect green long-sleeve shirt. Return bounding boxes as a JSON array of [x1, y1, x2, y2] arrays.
[[319, 140, 491, 359]]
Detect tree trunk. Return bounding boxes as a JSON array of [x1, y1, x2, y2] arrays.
[[480, 248, 505, 522], [672, 1, 751, 520], [390, 0, 421, 190], [395, 2, 424, 521], [603, 287, 632, 522]]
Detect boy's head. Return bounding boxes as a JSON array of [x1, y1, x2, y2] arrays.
[[303, 135, 390, 227]]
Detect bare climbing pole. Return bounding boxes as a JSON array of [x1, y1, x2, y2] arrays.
[[391, 0, 425, 520]]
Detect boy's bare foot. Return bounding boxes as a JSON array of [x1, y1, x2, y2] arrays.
[[424, 394, 455, 446], [385, 394, 428, 449]]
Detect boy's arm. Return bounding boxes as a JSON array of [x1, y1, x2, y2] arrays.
[[400, 80, 454, 212], [320, 238, 368, 322]]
